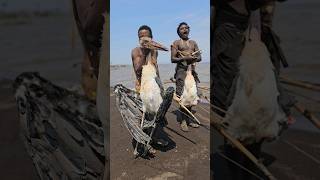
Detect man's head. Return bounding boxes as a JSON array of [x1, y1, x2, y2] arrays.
[[138, 25, 153, 39], [177, 22, 190, 40]]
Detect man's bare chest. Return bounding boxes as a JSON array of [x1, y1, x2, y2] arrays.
[[177, 41, 195, 52]]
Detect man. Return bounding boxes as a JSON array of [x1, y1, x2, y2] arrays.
[[211, 0, 294, 179], [131, 25, 162, 93], [131, 25, 168, 154], [171, 22, 201, 132]]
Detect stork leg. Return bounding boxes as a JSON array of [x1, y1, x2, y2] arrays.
[[142, 114, 157, 156], [134, 111, 145, 156]]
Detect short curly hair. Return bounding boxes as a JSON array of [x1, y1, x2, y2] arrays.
[[177, 22, 189, 37], [138, 25, 153, 38]]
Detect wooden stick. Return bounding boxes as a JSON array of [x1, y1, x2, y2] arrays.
[[198, 86, 210, 91], [280, 76, 320, 91], [211, 116, 277, 180], [173, 94, 201, 124], [294, 103, 320, 129]]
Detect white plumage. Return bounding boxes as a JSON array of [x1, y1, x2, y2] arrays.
[[224, 27, 286, 144], [140, 60, 163, 114], [180, 66, 199, 107]]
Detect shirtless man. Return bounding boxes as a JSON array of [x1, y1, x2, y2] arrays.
[[131, 25, 168, 152], [131, 25, 161, 93], [171, 22, 201, 132]]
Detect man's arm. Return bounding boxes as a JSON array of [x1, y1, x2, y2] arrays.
[[193, 41, 202, 63], [152, 50, 161, 78], [131, 48, 143, 82]]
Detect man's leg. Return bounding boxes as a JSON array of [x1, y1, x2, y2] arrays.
[[187, 106, 199, 128], [176, 76, 189, 132]]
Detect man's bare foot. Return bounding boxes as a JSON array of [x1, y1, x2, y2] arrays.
[[149, 147, 156, 154], [181, 120, 189, 132], [189, 122, 199, 128]]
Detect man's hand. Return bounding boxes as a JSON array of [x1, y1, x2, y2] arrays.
[[139, 37, 152, 48], [183, 56, 198, 64], [181, 56, 193, 62]]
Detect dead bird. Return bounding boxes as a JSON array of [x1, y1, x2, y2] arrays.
[[140, 39, 168, 116], [180, 64, 199, 107], [140, 59, 163, 115], [224, 23, 287, 144], [133, 40, 168, 156]]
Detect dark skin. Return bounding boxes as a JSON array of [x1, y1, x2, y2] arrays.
[[171, 24, 201, 64], [131, 29, 159, 91]]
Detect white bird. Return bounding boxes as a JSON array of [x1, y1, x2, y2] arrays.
[[224, 24, 287, 144], [134, 48, 165, 156], [180, 65, 199, 107], [140, 59, 163, 115]]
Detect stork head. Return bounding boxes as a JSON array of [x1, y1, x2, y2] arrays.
[[137, 25, 168, 51], [139, 37, 168, 51]]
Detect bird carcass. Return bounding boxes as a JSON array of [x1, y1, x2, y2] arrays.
[[223, 26, 287, 144], [134, 40, 169, 156], [140, 59, 163, 116], [180, 65, 199, 107]]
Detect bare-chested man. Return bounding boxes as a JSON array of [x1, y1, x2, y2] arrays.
[[171, 22, 201, 132], [131, 25, 168, 153], [131, 25, 162, 93]]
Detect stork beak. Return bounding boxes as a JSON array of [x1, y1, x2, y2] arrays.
[[149, 40, 169, 51], [139, 37, 168, 51]]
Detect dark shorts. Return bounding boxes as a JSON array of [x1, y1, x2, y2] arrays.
[[211, 23, 246, 116]]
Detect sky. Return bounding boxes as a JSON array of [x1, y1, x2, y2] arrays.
[[110, 0, 210, 65]]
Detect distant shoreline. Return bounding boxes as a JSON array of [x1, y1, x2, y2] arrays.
[[110, 61, 210, 67]]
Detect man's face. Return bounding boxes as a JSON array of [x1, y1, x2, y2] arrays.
[[178, 24, 189, 39], [138, 29, 151, 40]]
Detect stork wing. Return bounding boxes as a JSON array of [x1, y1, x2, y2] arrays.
[[114, 84, 152, 144], [113, 84, 174, 143], [14, 72, 105, 179]]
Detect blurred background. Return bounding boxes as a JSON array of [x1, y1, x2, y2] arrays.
[[0, 0, 84, 179]]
